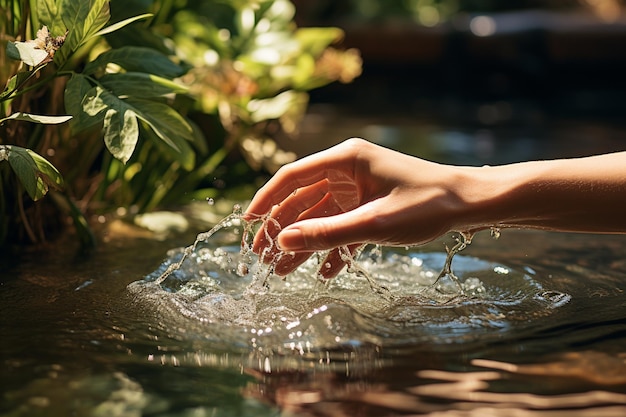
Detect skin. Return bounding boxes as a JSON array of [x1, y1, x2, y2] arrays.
[[244, 138, 626, 278]]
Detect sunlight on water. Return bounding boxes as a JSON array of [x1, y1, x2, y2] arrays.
[[128, 208, 571, 356]]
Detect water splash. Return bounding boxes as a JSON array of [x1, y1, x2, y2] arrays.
[[129, 208, 571, 354]]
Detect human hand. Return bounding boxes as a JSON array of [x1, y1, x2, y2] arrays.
[[243, 138, 478, 278]]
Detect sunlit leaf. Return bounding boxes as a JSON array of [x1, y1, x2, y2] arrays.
[[0, 112, 72, 125], [27, 149, 65, 189], [237, 7, 256, 35], [247, 90, 301, 123], [6, 145, 64, 200], [95, 89, 141, 162], [99, 72, 189, 98], [84, 46, 184, 78], [65, 74, 104, 132], [55, 0, 110, 65], [81, 87, 139, 162], [263, 0, 296, 22], [80, 0, 113, 40], [36, 0, 66, 37], [80, 86, 194, 167], [92, 13, 153, 37], [81, 85, 109, 116], [125, 98, 196, 170], [295, 27, 344, 57], [103, 106, 139, 164]]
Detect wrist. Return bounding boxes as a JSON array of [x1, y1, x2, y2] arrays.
[[450, 163, 540, 231]]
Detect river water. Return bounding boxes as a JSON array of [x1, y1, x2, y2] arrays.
[[2, 116, 626, 416]]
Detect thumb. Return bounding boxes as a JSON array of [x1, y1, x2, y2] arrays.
[[277, 210, 372, 252]]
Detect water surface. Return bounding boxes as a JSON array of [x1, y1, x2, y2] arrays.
[[2, 215, 626, 416]]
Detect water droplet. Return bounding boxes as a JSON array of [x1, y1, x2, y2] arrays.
[[490, 227, 501, 239], [206, 198, 214, 205], [236, 262, 249, 276], [233, 204, 242, 215]]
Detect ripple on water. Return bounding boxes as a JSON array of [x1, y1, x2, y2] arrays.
[[128, 236, 571, 354]]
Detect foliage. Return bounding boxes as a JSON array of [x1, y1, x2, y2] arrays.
[[0, 0, 361, 248], [104, 0, 362, 207]]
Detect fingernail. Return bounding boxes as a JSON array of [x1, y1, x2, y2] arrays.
[[278, 228, 306, 251]]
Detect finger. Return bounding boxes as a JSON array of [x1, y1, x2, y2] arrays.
[[277, 202, 384, 252], [244, 139, 364, 217], [271, 180, 330, 227], [253, 215, 283, 264], [272, 192, 346, 275], [252, 180, 329, 259], [273, 251, 313, 276], [318, 243, 362, 279]]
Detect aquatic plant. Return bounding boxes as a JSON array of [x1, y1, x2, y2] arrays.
[[0, 0, 361, 248]]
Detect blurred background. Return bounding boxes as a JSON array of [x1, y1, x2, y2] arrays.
[[2, 0, 626, 247], [284, 0, 626, 163]]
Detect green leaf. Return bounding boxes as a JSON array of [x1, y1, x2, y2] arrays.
[[140, 121, 196, 171], [247, 90, 302, 123], [65, 74, 104, 132], [28, 149, 65, 190], [83, 46, 184, 78], [81, 85, 109, 117], [295, 27, 344, 56], [125, 98, 196, 170], [0, 112, 72, 125], [0, 71, 34, 101], [79, 0, 112, 40], [92, 13, 153, 37], [81, 87, 194, 167], [5, 145, 64, 200], [6, 41, 21, 61], [37, 0, 66, 37], [80, 87, 139, 162], [98, 89, 140, 163], [99, 72, 189, 98], [55, 0, 110, 65], [103, 107, 139, 164]]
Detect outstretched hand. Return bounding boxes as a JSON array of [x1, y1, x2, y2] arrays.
[[243, 138, 478, 278]]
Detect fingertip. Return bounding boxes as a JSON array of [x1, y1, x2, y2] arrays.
[[318, 256, 346, 279], [273, 252, 311, 276]]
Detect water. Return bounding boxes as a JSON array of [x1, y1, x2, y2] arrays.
[[2, 210, 626, 416], [2, 111, 626, 416], [129, 214, 571, 353]]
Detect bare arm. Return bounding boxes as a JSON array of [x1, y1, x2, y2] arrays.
[[466, 151, 626, 233], [244, 138, 626, 277]]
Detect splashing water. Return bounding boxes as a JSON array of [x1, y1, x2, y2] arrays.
[[128, 207, 571, 356]]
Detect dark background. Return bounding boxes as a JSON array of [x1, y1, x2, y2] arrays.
[[283, 0, 626, 163]]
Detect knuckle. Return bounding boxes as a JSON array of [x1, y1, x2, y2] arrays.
[[311, 221, 335, 250], [342, 137, 370, 154]]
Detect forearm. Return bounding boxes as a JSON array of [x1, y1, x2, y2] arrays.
[[457, 152, 626, 234]]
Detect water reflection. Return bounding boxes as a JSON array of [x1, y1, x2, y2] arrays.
[[2, 217, 626, 416], [241, 351, 626, 417]]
